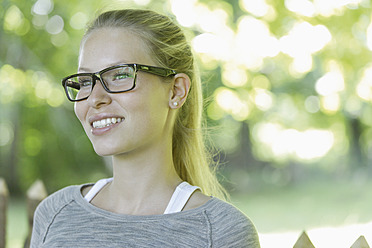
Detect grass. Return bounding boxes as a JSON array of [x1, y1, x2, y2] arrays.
[[231, 177, 372, 233], [6, 176, 372, 248], [231, 175, 372, 247]]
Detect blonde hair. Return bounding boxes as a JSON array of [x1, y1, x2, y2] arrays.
[[85, 9, 228, 200]]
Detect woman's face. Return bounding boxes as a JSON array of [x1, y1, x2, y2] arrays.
[[75, 27, 173, 157]]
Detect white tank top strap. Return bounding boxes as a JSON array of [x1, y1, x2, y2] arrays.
[[84, 177, 113, 202], [163, 182, 201, 214], [84, 179, 200, 214]]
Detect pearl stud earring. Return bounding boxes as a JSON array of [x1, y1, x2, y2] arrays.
[[173, 102, 179, 106]]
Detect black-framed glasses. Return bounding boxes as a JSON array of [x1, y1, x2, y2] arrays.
[[62, 63, 177, 102]]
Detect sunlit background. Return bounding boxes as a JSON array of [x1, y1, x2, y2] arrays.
[[1, 0, 372, 247]]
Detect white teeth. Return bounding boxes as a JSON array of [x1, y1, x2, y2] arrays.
[[92, 118, 123, 128]]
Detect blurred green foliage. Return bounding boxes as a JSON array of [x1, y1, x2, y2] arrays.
[[1, 0, 372, 194]]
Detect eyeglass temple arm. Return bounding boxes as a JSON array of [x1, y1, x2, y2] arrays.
[[64, 79, 81, 90], [137, 64, 176, 77]]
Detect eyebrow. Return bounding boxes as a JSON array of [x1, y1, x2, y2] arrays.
[[78, 61, 131, 73]]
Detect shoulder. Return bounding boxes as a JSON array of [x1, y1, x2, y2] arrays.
[[34, 184, 84, 225], [204, 198, 261, 247], [38, 185, 80, 210], [31, 184, 84, 247], [205, 198, 249, 220]]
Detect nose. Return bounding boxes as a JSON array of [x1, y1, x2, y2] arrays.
[[87, 78, 112, 108]]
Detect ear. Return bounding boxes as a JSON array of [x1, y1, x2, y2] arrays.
[[169, 73, 191, 109]]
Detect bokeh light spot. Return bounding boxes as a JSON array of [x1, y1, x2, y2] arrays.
[[70, 12, 88, 30], [215, 87, 250, 121], [45, 15, 64, 35], [222, 64, 248, 87], [253, 89, 273, 111], [47, 88, 65, 107], [51, 31, 69, 47], [240, 0, 270, 17], [32, 0, 54, 16], [3, 5, 29, 35], [315, 71, 345, 96], [24, 129, 42, 156], [305, 96, 320, 113], [0, 122, 14, 147], [321, 94, 341, 113]]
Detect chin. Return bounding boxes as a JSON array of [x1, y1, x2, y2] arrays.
[[94, 151, 112, 157], [92, 145, 116, 157], [92, 144, 130, 157]]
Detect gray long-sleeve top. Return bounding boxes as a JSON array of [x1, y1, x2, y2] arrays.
[[31, 183, 260, 247]]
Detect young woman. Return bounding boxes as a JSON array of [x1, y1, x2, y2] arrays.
[[31, 9, 260, 247]]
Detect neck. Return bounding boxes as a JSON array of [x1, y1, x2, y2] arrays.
[[111, 149, 181, 194], [99, 142, 182, 215]]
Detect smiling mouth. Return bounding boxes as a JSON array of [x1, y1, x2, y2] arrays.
[[92, 117, 124, 129]]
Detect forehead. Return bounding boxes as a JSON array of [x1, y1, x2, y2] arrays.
[[78, 27, 154, 71]]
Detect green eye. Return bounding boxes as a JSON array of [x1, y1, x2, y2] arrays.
[[112, 73, 131, 80]]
